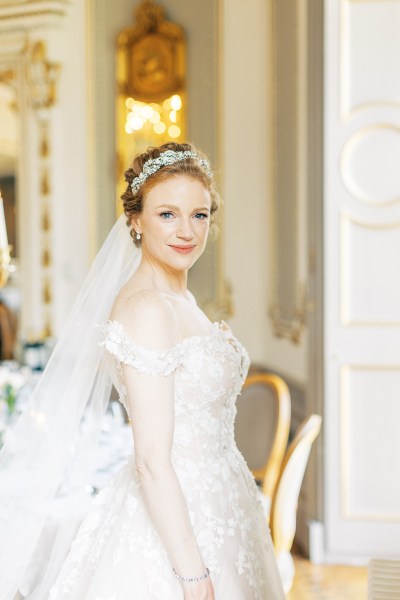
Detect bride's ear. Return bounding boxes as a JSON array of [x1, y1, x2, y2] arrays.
[[130, 217, 141, 237]]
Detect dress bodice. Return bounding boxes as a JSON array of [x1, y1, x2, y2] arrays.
[[98, 319, 250, 463]]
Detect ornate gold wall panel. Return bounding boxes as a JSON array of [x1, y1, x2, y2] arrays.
[[117, 0, 185, 103], [116, 0, 186, 209]]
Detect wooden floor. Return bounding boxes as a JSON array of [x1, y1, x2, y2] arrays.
[[287, 554, 368, 600]]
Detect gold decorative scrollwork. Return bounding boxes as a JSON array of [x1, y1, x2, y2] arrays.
[[269, 284, 307, 345], [117, 0, 185, 103], [0, 68, 14, 86], [26, 41, 60, 111], [116, 0, 187, 207], [26, 40, 60, 338]]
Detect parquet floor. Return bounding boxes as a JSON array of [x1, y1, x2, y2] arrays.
[[288, 554, 368, 600]]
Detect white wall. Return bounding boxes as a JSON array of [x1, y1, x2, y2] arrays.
[[219, 0, 308, 385]]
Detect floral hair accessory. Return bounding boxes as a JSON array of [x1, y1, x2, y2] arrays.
[[130, 149, 212, 194]]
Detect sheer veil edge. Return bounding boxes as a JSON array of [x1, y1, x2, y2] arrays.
[[0, 214, 140, 599]]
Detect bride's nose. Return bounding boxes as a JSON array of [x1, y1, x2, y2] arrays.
[[176, 219, 194, 240]]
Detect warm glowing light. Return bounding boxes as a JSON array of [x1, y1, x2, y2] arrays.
[[142, 105, 153, 119], [170, 94, 182, 110], [168, 125, 181, 138], [153, 122, 167, 134], [124, 95, 183, 138], [150, 112, 161, 123], [130, 116, 144, 130]]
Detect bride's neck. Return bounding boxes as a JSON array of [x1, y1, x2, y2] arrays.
[[137, 257, 189, 298]]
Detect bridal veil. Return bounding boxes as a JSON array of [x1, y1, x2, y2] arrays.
[[0, 214, 140, 599]]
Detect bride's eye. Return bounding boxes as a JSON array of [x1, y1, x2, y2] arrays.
[[193, 213, 209, 220], [160, 211, 174, 219]]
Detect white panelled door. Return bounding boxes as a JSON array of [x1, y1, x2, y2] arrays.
[[324, 0, 400, 562]]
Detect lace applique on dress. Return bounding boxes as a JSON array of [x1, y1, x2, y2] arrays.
[[49, 319, 285, 600], [98, 320, 184, 376]]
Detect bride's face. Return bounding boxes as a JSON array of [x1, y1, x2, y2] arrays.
[[134, 174, 212, 271]]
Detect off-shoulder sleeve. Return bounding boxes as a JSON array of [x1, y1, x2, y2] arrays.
[[98, 320, 182, 376]]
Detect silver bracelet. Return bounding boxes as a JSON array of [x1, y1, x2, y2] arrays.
[[172, 566, 210, 583]]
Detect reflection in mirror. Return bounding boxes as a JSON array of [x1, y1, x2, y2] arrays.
[[0, 78, 19, 359]]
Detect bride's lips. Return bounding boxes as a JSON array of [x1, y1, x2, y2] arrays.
[[169, 244, 196, 254]]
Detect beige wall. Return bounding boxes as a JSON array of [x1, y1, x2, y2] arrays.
[[219, 0, 308, 385]]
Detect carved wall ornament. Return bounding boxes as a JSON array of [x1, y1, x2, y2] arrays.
[[25, 39, 60, 337], [26, 40, 60, 112], [117, 0, 185, 103], [269, 284, 307, 345], [116, 0, 186, 196]]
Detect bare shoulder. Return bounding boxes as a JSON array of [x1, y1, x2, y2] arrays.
[[110, 289, 179, 350]]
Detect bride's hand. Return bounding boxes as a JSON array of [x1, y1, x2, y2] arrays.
[[182, 577, 215, 600]]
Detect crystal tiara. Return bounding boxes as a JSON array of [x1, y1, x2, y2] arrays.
[[130, 149, 212, 194]]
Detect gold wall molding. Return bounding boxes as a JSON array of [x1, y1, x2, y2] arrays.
[[115, 0, 187, 203], [26, 39, 60, 337], [117, 0, 185, 103], [0, 1, 69, 32], [26, 40, 60, 111]]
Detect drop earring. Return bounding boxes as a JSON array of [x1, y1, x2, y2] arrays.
[[136, 231, 141, 241]]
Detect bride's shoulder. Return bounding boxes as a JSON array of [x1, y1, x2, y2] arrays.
[[113, 288, 174, 316], [110, 288, 178, 349]]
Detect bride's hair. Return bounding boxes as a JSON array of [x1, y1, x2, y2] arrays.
[[121, 142, 221, 246]]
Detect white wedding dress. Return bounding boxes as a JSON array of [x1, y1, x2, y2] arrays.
[[48, 319, 285, 600]]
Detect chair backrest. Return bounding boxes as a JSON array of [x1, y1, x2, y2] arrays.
[[270, 414, 322, 552], [235, 373, 291, 501]]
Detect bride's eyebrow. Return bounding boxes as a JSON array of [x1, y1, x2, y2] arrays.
[[156, 204, 210, 212], [156, 204, 180, 211]]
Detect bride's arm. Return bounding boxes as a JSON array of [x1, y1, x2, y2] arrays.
[[114, 292, 213, 596]]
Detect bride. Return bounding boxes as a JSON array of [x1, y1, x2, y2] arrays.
[[0, 143, 285, 600]]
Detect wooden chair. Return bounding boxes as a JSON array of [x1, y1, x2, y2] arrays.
[[269, 414, 322, 593], [235, 373, 291, 514]]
